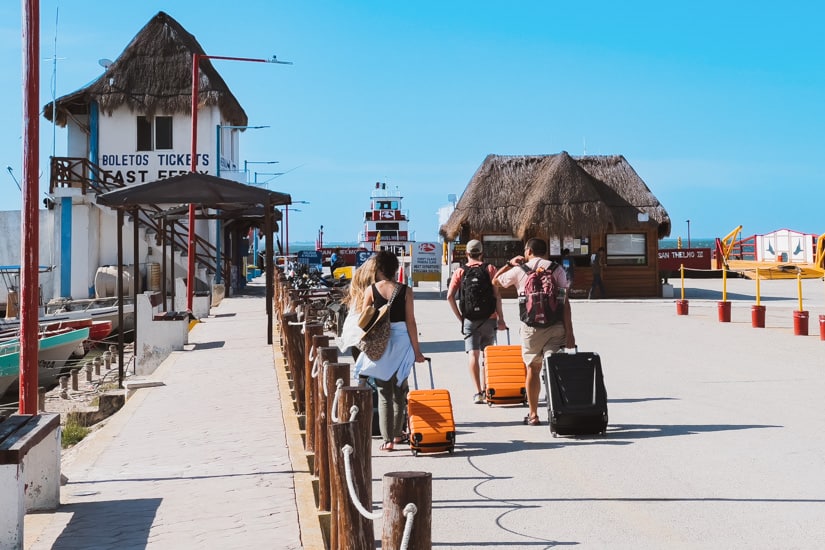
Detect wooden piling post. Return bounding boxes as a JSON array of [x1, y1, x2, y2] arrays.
[[382, 472, 432, 550], [337, 386, 374, 453], [295, 324, 324, 413], [305, 333, 330, 453], [314, 346, 339, 512], [335, 385, 374, 548], [281, 311, 297, 378], [323, 361, 350, 515], [329, 422, 375, 550]]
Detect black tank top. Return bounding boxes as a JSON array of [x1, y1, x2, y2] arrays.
[[372, 283, 407, 322]]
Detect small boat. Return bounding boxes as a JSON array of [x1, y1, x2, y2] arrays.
[[40, 317, 113, 352], [0, 297, 133, 337], [0, 326, 90, 398], [85, 319, 113, 351], [358, 181, 415, 254]]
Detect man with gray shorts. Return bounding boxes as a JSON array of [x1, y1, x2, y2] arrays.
[[447, 240, 507, 404]]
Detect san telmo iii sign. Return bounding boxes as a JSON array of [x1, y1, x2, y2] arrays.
[[99, 152, 211, 183]]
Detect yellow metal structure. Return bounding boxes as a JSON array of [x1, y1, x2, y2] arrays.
[[720, 227, 825, 280], [718, 225, 743, 263]]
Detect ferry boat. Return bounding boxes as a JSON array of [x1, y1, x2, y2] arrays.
[[358, 182, 415, 255]]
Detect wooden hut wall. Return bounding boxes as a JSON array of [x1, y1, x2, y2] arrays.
[[472, 226, 662, 299], [573, 227, 661, 299]]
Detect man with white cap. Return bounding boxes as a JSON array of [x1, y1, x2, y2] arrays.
[[447, 239, 506, 404]]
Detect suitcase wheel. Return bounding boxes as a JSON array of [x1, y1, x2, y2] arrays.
[[412, 449, 419, 457]]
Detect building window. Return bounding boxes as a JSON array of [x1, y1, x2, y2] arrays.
[[136, 116, 152, 151], [136, 115, 173, 151], [605, 233, 647, 265], [155, 116, 173, 149], [477, 236, 523, 268]]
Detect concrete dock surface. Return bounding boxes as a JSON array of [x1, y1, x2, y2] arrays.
[[23, 275, 825, 548]]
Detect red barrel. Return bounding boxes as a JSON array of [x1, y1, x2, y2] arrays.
[[793, 310, 809, 336], [819, 315, 825, 341], [717, 301, 731, 322], [751, 305, 766, 328], [676, 299, 689, 316]]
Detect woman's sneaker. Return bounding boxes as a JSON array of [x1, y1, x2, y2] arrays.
[[473, 392, 485, 404]]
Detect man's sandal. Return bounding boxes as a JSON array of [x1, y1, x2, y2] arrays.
[[379, 441, 395, 451]]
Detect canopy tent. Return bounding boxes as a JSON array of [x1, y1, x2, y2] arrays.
[[97, 173, 291, 355]]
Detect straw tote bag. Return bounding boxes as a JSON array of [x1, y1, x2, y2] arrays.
[[358, 283, 402, 361]]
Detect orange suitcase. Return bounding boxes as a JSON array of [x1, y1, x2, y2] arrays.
[[484, 330, 527, 406], [407, 359, 456, 456]]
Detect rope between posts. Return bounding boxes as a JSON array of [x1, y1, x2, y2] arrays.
[[308, 344, 317, 362], [311, 355, 325, 379], [400, 503, 418, 550], [341, 445, 418, 550], [331, 379, 344, 422], [342, 445, 381, 520], [349, 404, 359, 421], [287, 320, 307, 334], [323, 361, 329, 396]]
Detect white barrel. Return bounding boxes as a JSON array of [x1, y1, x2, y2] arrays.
[[94, 266, 141, 298]]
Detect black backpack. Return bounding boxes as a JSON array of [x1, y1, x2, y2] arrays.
[[459, 263, 496, 321]]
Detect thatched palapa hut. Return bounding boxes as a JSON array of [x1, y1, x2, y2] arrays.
[[440, 152, 671, 298], [44, 11, 247, 127]]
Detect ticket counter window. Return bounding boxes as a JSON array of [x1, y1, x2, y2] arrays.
[[605, 233, 648, 266]]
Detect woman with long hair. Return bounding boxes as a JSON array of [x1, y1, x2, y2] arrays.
[[338, 256, 377, 360], [355, 250, 426, 451]]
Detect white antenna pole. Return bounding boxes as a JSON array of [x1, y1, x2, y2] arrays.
[[51, 6, 59, 157], [583, 137, 587, 155]]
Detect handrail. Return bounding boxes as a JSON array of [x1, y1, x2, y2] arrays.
[[50, 157, 219, 278]]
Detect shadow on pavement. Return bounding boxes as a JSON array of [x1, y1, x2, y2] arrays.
[[189, 341, 226, 351], [421, 340, 466, 354], [606, 423, 781, 439], [683, 288, 793, 302], [48, 498, 161, 549], [608, 397, 679, 404]]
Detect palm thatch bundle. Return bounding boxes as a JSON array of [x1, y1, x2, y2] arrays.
[[43, 11, 247, 127], [440, 152, 671, 241]]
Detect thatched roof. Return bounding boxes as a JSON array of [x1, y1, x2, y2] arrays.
[[439, 152, 671, 241], [43, 11, 247, 127]]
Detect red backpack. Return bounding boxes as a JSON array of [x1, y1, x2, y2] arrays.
[[518, 262, 565, 327]]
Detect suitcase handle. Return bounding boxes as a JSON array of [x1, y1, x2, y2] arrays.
[[412, 357, 435, 390], [497, 328, 510, 345]]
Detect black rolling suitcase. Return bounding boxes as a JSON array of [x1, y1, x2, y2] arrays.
[[542, 349, 608, 437]]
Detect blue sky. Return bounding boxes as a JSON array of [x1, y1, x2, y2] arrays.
[[2, 1, 824, 244]]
